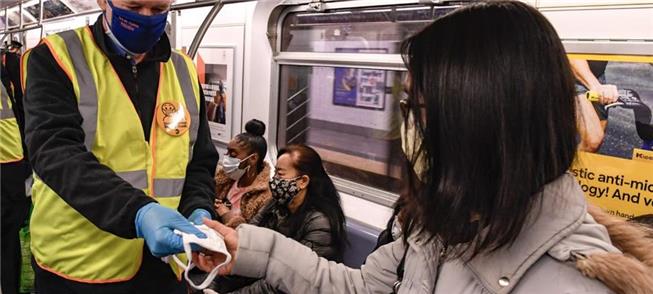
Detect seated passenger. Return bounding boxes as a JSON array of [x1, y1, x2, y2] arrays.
[[253, 144, 347, 261], [194, 1, 652, 293], [215, 119, 271, 228], [212, 144, 347, 293]]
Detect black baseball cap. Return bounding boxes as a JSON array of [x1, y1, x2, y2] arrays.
[[9, 40, 23, 49]]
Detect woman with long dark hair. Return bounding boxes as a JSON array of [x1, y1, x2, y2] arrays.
[[253, 144, 347, 261], [194, 2, 651, 293]]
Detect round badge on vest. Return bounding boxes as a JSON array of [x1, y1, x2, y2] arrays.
[[156, 102, 191, 136]]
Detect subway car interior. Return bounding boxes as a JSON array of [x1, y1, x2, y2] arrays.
[[1, 0, 652, 293]]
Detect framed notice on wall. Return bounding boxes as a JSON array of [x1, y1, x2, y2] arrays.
[[195, 45, 235, 143], [568, 53, 653, 218], [333, 48, 388, 110]]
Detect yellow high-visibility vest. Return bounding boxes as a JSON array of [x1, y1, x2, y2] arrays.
[[0, 82, 23, 163], [27, 27, 201, 283]]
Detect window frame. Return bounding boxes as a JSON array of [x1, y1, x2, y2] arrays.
[[270, 0, 449, 207]]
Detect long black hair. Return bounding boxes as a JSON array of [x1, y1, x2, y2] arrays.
[[401, 1, 578, 258], [235, 119, 267, 172], [279, 144, 348, 261]]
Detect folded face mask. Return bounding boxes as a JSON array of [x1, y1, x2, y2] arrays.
[[164, 224, 232, 290]]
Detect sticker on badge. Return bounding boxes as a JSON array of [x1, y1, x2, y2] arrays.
[[156, 102, 191, 136]]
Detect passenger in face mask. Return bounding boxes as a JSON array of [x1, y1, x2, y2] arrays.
[[209, 144, 347, 294], [258, 144, 347, 261], [215, 119, 272, 228]]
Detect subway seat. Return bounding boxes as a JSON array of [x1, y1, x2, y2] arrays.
[[343, 218, 382, 269]]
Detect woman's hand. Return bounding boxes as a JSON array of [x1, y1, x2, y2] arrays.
[[215, 199, 231, 217], [192, 219, 239, 275], [591, 84, 619, 105]]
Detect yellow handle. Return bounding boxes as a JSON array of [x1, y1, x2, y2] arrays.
[[585, 91, 600, 102]]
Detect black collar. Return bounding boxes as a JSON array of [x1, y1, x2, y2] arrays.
[[91, 14, 171, 63]]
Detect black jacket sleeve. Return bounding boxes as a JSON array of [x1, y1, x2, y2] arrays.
[[7, 53, 29, 162], [219, 212, 337, 294], [178, 85, 219, 218], [4, 53, 26, 141], [5, 53, 22, 100], [23, 44, 156, 239]]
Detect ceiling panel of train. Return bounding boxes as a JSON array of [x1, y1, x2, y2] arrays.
[[1, 0, 98, 30]]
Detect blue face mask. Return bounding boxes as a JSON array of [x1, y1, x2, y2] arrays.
[[105, 0, 168, 54]]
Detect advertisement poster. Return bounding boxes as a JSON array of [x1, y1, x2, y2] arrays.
[[27, 0, 73, 20], [196, 46, 234, 143], [569, 54, 653, 217], [60, 0, 97, 12], [333, 48, 387, 110]]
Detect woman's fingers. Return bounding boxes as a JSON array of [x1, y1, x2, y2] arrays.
[[192, 252, 217, 272], [216, 205, 230, 217], [203, 218, 238, 275], [203, 219, 233, 237], [599, 84, 619, 104]]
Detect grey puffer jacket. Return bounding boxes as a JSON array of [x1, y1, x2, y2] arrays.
[[230, 174, 620, 293]]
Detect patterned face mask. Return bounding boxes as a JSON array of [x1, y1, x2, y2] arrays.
[[269, 176, 301, 207]]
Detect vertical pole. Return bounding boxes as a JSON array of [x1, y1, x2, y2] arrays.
[[18, 0, 24, 52], [39, 0, 45, 38], [2, 7, 7, 35]]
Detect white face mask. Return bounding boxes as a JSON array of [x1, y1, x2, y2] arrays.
[[401, 112, 427, 181], [221, 153, 254, 181], [165, 224, 232, 290]]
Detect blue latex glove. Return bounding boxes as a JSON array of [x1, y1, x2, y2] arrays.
[[135, 203, 207, 257], [189, 208, 212, 225]]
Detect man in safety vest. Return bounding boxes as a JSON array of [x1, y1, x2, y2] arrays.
[[1, 41, 25, 134], [22, 0, 218, 292], [1, 78, 31, 294], [2, 39, 31, 294]]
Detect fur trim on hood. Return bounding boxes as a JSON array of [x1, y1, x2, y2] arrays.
[[577, 206, 653, 294]]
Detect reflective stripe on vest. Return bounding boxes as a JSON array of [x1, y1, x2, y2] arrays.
[[29, 27, 200, 282], [0, 82, 23, 163], [0, 83, 15, 119], [57, 30, 98, 152]]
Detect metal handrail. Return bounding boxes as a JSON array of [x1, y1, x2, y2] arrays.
[[185, 0, 260, 58], [186, 0, 224, 59]]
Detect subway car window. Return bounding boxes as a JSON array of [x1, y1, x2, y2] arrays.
[[277, 65, 407, 194], [281, 5, 455, 53], [27, 0, 74, 20], [2, 11, 25, 28]]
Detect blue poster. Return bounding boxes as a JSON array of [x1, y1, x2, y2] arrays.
[[333, 67, 358, 107], [333, 48, 387, 110]]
